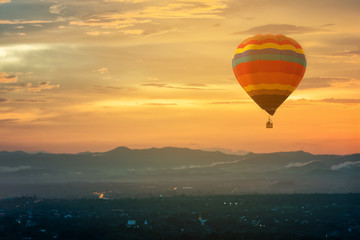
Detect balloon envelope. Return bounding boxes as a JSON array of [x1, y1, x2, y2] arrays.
[[232, 34, 306, 115]]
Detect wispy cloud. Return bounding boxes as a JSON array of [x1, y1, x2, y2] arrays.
[[25, 81, 60, 93], [121, 29, 144, 35], [285, 161, 317, 168], [49, 2, 67, 15], [143, 102, 177, 106], [185, 83, 207, 87], [172, 159, 241, 170], [69, 18, 150, 29], [208, 101, 249, 105], [61, 0, 227, 36], [86, 31, 111, 36], [94, 67, 112, 80], [0, 20, 54, 25], [298, 77, 352, 89], [334, 47, 360, 56], [142, 83, 222, 90], [0, 98, 8, 103], [92, 85, 126, 93], [0, 118, 19, 124], [0, 0, 11, 4], [331, 161, 360, 170], [234, 24, 333, 35], [0, 81, 59, 93], [288, 98, 360, 106], [97, 67, 109, 75], [100, 0, 227, 20], [0, 73, 18, 83], [14, 99, 48, 103], [0, 105, 58, 125], [0, 165, 31, 173], [319, 98, 360, 104], [103, 0, 147, 2]]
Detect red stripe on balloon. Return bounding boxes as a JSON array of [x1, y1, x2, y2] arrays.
[[234, 72, 303, 88], [237, 39, 302, 49], [233, 60, 306, 77]]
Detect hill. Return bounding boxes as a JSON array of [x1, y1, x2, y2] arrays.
[[0, 147, 359, 197]]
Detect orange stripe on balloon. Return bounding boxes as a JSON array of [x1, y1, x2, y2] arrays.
[[233, 60, 306, 77], [235, 72, 303, 88]]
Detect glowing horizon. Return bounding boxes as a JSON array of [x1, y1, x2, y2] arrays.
[[0, 0, 359, 155]]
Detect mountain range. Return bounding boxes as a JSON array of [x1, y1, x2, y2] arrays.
[[0, 147, 359, 197]]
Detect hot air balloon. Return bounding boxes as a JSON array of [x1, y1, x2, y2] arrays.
[[232, 34, 306, 128]]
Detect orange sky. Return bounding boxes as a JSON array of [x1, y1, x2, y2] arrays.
[[0, 0, 359, 154]]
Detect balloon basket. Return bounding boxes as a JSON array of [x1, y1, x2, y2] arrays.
[[266, 117, 273, 128]]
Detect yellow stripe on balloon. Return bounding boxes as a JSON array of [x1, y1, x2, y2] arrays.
[[243, 84, 296, 92], [233, 43, 304, 56]]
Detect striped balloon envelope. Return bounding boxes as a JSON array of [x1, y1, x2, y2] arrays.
[[232, 34, 306, 117]]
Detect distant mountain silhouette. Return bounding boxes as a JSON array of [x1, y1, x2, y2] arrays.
[[202, 147, 248, 155], [0, 147, 359, 196]]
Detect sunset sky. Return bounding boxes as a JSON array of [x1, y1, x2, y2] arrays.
[[0, 0, 359, 154]]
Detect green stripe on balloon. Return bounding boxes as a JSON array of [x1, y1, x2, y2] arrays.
[[232, 54, 307, 68]]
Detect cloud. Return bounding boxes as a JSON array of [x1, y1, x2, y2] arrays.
[[0, 98, 8, 103], [69, 18, 149, 29], [172, 159, 241, 170], [185, 83, 207, 87], [0, 44, 50, 64], [234, 24, 332, 35], [14, 99, 48, 103], [142, 83, 221, 90], [100, 0, 227, 20], [95, 67, 112, 80], [298, 77, 352, 89], [319, 98, 360, 104], [0, 0, 226, 38], [0, 165, 31, 173], [0, 20, 54, 25], [103, 0, 147, 3], [0, 0, 11, 4], [285, 161, 316, 168], [287, 98, 360, 106], [27, 81, 60, 93], [97, 67, 109, 74], [93, 85, 124, 90], [143, 103, 177, 106], [0, 118, 19, 124], [208, 101, 249, 105], [86, 31, 111, 36], [49, 3, 67, 14], [335, 47, 360, 56], [63, 0, 227, 35], [0, 73, 18, 83], [122, 29, 144, 35], [91, 85, 132, 93], [0, 81, 60, 93], [331, 161, 360, 170], [140, 27, 176, 37]]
